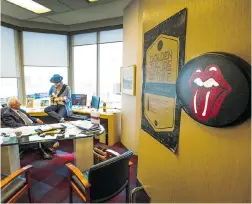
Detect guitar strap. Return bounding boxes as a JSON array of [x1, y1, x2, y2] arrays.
[[57, 84, 67, 97]]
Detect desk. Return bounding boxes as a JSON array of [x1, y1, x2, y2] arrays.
[[25, 107, 121, 146], [0, 123, 105, 174]]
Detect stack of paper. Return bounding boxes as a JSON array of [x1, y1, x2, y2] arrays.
[[70, 120, 99, 130], [37, 124, 65, 132]]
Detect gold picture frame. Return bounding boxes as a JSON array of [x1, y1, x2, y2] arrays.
[[121, 65, 136, 95], [26, 98, 34, 108]]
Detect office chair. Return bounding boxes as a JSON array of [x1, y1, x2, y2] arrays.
[[68, 95, 101, 121], [66, 150, 133, 203], [1, 165, 33, 203], [1, 107, 8, 127], [91, 96, 100, 110], [1, 103, 7, 108]]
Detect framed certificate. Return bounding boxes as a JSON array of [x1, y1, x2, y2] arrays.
[[121, 65, 136, 95]]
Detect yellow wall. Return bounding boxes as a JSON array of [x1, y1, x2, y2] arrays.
[[137, 0, 251, 202]]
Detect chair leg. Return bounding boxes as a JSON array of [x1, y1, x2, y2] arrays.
[[69, 184, 73, 203], [126, 183, 130, 203], [25, 171, 33, 203], [27, 187, 32, 203]]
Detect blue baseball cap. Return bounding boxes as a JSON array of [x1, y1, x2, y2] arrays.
[[50, 74, 63, 83]]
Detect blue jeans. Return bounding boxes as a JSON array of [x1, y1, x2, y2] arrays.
[[44, 105, 66, 122]]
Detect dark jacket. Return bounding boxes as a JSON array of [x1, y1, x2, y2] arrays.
[[2, 108, 38, 128]]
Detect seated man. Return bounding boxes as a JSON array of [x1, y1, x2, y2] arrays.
[[44, 74, 72, 122], [2, 98, 43, 127], [2, 97, 58, 159]]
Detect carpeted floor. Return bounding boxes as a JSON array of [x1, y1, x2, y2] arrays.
[[17, 140, 138, 203]]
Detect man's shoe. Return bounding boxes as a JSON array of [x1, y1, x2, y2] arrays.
[[53, 141, 59, 149], [59, 118, 65, 123], [47, 147, 56, 154], [42, 152, 52, 160]]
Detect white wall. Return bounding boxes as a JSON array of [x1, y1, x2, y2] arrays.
[[121, 0, 141, 154]]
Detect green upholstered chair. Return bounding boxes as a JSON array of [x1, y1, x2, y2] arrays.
[[1, 165, 33, 203], [66, 150, 133, 203]]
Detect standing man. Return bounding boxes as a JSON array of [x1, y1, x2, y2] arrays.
[[44, 74, 72, 122]]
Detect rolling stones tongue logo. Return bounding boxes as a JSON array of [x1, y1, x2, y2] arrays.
[[188, 64, 232, 121]]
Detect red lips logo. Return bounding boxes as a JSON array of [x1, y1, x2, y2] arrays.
[[188, 64, 232, 121]]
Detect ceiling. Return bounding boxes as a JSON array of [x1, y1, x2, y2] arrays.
[[1, 0, 131, 25]]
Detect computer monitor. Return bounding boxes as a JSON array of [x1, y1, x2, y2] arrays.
[[72, 94, 87, 106], [91, 96, 100, 110], [1, 103, 7, 108]]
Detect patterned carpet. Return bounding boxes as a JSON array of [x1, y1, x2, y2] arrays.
[[17, 140, 138, 203]]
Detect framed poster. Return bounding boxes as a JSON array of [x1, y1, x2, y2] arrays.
[[40, 99, 50, 107], [26, 98, 34, 108], [121, 65, 136, 95], [141, 8, 187, 153]]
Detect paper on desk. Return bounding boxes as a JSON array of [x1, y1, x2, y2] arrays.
[[70, 120, 98, 130], [38, 124, 65, 132], [49, 123, 65, 129], [61, 122, 74, 128], [38, 125, 54, 132], [15, 126, 37, 136], [65, 126, 82, 136], [43, 135, 57, 140], [0, 128, 14, 136]]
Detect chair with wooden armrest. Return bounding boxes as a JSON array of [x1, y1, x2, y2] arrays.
[[93, 148, 134, 166], [0, 165, 33, 203], [66, 150, 133, 203]]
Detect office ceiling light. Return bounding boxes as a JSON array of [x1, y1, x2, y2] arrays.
[[86, 0, 99, 2], [6, 0, 51, 14]]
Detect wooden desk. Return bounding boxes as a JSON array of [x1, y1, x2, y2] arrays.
[[25, 108, 121, 146]]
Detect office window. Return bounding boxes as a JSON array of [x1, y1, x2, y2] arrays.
[[22, 32, 68, 97], [72, 32, 97, 46], [23, 32, 68, 67], [73, 45, 97, 103], [0, 78, 18, 104], [1, 26, 19, 78], [24, 66, 68, 96], [72, 29, 123, 108], [1, 26, 19, 104], [99, 42, 123, 108], [100, 29, 123, 43]]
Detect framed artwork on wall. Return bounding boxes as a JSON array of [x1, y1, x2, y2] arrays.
[[40, 99, 50, 107], [26, 98, 34, 108], [121, 65, 136, 95]]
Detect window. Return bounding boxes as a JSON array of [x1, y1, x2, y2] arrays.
[[73, 45, 97, 103], [22, 32, 68, 67], [72, 29, 123, 108], [99, 42, 123, 108], [22, 32, 68, 99], [24, 66, 68, 96], [1, 26, 19, 104], [1, 26, 19, 78], [0, 78, 18, 104]]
